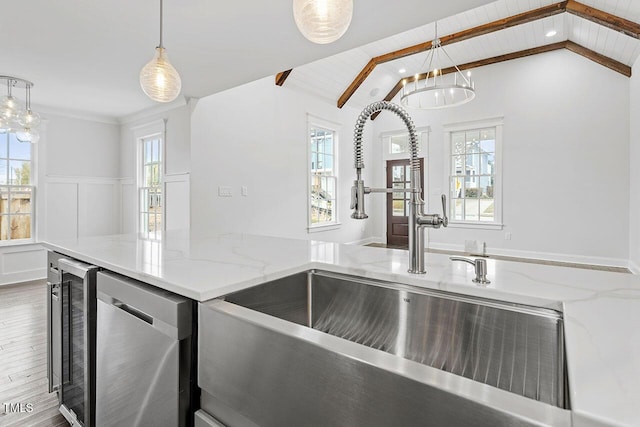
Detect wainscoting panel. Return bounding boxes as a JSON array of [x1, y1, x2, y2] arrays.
[[45, 176, 123, 241], [120, 179, 136, 234], [45, 181, 79, 239], [165, 173, 190, 231], [0, 244, 46, 285], [79, 182, 117, 237]]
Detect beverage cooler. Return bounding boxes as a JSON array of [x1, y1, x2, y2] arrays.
[[47, 251, 98, 427]]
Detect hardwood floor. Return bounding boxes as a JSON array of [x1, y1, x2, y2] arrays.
[[0, 280, 68, 427]]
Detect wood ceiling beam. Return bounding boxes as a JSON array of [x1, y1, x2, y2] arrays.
[[566, 0, 640, 39], [275, 69, 293, 86], [277, 2, 636, 94], [340, 1, 640, 109], [565, 40, 632, 76], [337, 2, 568, 108], [371, 41, 630, 120]]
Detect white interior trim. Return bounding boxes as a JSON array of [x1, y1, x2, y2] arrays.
[[345, 236, 382, 246], [307, 113, 342, 231], [119, 96, 189, 125], [35, 104, 119, 125], [443, 117, 504, 228], [378, 128, 431, 244]]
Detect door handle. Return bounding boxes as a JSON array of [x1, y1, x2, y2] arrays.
[[58, 258, 94, 279], [62, 280, 72, 385], [47, 281, 61, 393], [47, 281, 54, 393]]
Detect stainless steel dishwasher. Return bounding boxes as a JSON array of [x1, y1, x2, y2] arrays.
[[95, 271, 193, 427]]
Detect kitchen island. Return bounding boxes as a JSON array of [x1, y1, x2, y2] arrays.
[[42, 230, 640, 427]]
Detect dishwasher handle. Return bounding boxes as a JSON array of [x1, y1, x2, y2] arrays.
[[96, 271, 192, 340], [97, 291, 184, 340], [113, 300, 153, 325]]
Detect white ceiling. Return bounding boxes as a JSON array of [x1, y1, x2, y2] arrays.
[[286, 0, 640, 109], [0, 0, 493, 120]]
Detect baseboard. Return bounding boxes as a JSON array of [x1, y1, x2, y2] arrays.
[[0, 277, 47, 287], [629, 260, 640, 275], [427, 242, 629, 268], [346, 236, 383, 246], [427, 242, 462, 253]]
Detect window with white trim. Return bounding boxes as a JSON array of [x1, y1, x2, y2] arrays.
[[308, 120, 338, 229], [389, 133, 422, 154], [139, 134, 163, 237], [446, 119, 502, 227], [0, 133, 33, 242]]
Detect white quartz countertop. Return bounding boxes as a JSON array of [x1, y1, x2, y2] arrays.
[[41, 230, 640, 427]]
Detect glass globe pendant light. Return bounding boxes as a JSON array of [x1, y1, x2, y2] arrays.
[[0, 115, 11, 134], [0, 78, 23, 132], [15, 128, 40, 144], [0, 76, 41, 141], [17, 85, 41, 129], [293, 0, 353, 44], [16, 84, 41, 143], [140, 0, 182, 103]]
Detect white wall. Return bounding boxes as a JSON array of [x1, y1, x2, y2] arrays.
[[190, 77, 376, 243], [630, 57, 640, 273], [373, 50, 630, 266], [119, 102, 192, 234], [0, 113, 121, 286], [4, 48, 636, 286], [40, 114, 121, 241]]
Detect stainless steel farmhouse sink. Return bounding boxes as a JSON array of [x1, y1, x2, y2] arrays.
[[198, 270, 570, 427]]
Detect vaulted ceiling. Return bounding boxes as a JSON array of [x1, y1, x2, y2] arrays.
[[2, 0, 637, 120], [282, 0, 640, 110], [0, 0, 492, 120]]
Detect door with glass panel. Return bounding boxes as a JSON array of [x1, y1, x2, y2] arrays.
[[386, 158, 424, 247]]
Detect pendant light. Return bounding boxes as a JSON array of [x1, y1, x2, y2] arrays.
[[0, 76, 40, 143], [140, 0, 182, 103], [16, 84, 41, 143], [0, 78, 23, 133], [400, 23, 475, 110], [293, 0, 353, 44]]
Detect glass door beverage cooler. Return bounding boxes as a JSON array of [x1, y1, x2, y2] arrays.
[[47, 251, 98, 427]]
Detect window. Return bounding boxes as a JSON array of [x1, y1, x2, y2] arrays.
[[308, 119, 338, 229], [0, 133, 33, 242], [389, 133, 422, 154], [446, 118, 502, 227], [139, 134, 163, 237]]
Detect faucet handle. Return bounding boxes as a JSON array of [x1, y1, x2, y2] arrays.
[[351, 180, 368, 219], [441, 194, 448, 227], [350, 185, 357, 210]]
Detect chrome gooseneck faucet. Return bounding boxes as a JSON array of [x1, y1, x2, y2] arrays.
[[350, 101, 448, 274]]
